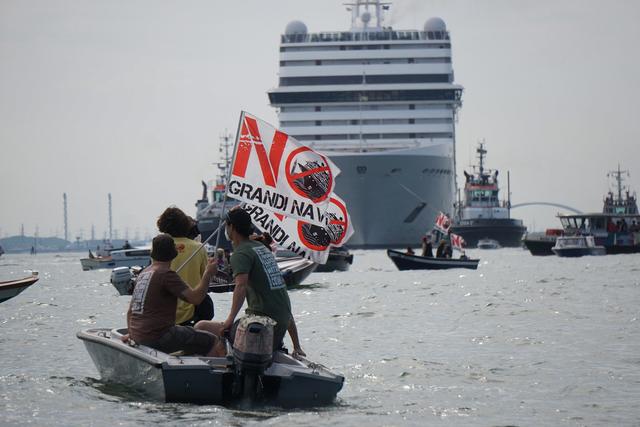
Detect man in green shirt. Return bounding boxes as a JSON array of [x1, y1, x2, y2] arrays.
[[195, 208, 304, 357]]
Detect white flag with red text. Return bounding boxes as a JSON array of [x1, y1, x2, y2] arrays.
[[227, 112, 340, 226], [434, 212, 451, 233], [450, 233, 466, 250], [243, 193, 354, 263]]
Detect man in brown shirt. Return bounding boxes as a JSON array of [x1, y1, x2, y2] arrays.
[[126, 233, 218, 356]]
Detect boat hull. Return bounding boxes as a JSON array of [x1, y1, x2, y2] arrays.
[[523, 238, 556, 256], [81, 257, 150, 271], [449, 218, 526, 248], [387, 249, 478, 270], [552, 247, 606, 257], [314, 248, 353, 273], [0, 275, 39, 303], [209, 257, 316, 293], [77, 328, 343, 406], [329, 150, 455, 249]]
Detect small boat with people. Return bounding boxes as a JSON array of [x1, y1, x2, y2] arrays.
[[81, 247, 151, 271], [0, 273, 39, 303], [387, 249, 479, 270], [551, 235, 606, 257], [110, 255, 316, 296], [477, 238, 501, 249], [77, 325, 343, 407]]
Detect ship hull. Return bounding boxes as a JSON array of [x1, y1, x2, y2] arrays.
[[329, 150, 455, 249], [523, 238, 556, 256], [449, 219, 526, 248]]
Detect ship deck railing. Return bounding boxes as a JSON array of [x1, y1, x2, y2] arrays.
[[282, 30, 450, 44]]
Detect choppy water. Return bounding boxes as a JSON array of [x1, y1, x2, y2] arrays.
[[1, 249, 639, 426]]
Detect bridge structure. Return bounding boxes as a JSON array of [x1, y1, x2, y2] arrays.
[[510, 202, 583, 214]]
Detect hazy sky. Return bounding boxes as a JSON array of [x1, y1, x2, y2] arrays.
[[1, 0, 639, 239]]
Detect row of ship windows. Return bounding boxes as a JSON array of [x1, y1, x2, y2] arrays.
[[282, 118, 452, 126], [281, 30, 449, 44], [279, 74, 451, 86], [356, 166, 453, 175], [294, 132, 453, 141], [269, 89, 462, 104], [280, 104, 452, 112], [281, 58, 451, 66], [281, 43, 450, 52]]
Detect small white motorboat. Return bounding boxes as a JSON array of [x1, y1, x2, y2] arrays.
[[552, 235, 606, 257], [81, 248, 151, 271], [77, 325, 343, 407], [477, 238, 501, 249]]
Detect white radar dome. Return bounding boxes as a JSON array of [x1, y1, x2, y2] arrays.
[[285, 20, 308, 35], [361, 11, 372, 24], [424, 17, 447, 32]]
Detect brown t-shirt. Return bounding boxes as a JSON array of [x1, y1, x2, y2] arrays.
[[127, 267, 189, 343]]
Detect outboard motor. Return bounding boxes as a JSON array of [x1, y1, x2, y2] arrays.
[[232, 315, 276, 403], [110, 267, 133, 296]]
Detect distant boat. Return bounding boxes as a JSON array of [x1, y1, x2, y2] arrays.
[[313, 247, 354, 273], [0, 273, 39, 303], [110, 255, 316, 296], [555, 166, 640, 255], [552, 235, 606, 257], [195, 134, 240, 249], [387, 249, 479, 271], [450, 143, 526, 247], [80, 248, 151, 271], [0, 244, 5, 257], [477, 238, 501, 249], [209, 255, 317, 292]]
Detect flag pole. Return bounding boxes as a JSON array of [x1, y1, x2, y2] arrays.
[[213, 111, 246, 252], [175, 111, 245, 274]]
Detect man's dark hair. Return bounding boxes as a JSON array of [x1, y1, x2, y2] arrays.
[[157, 207, 192, 237], [186, 216, 200, 240], [150, 233, 178, 262], [226, 208, 253, 237]]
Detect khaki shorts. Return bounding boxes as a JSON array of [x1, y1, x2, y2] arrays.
[[229, 319, 287, 352]]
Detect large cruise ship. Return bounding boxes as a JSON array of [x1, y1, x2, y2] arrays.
[[268, 1, 463, 248]]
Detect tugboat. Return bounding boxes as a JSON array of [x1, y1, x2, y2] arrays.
[[195, 133, 240, 249], [449, 143, 526, 247], [555, 166, 640, 254]]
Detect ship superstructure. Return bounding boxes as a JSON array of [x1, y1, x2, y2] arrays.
[[449, 143, 526, 247], [603, 165, 638, 215], [268, 0, 463, 248]]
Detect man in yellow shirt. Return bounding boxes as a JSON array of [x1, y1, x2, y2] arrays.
[[157, 207, 212, 325]]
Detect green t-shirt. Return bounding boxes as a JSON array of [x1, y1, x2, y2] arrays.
[[231, 240, 291, 331]]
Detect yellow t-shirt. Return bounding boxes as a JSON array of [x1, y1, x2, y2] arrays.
[[170, 237, 208, 324]]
